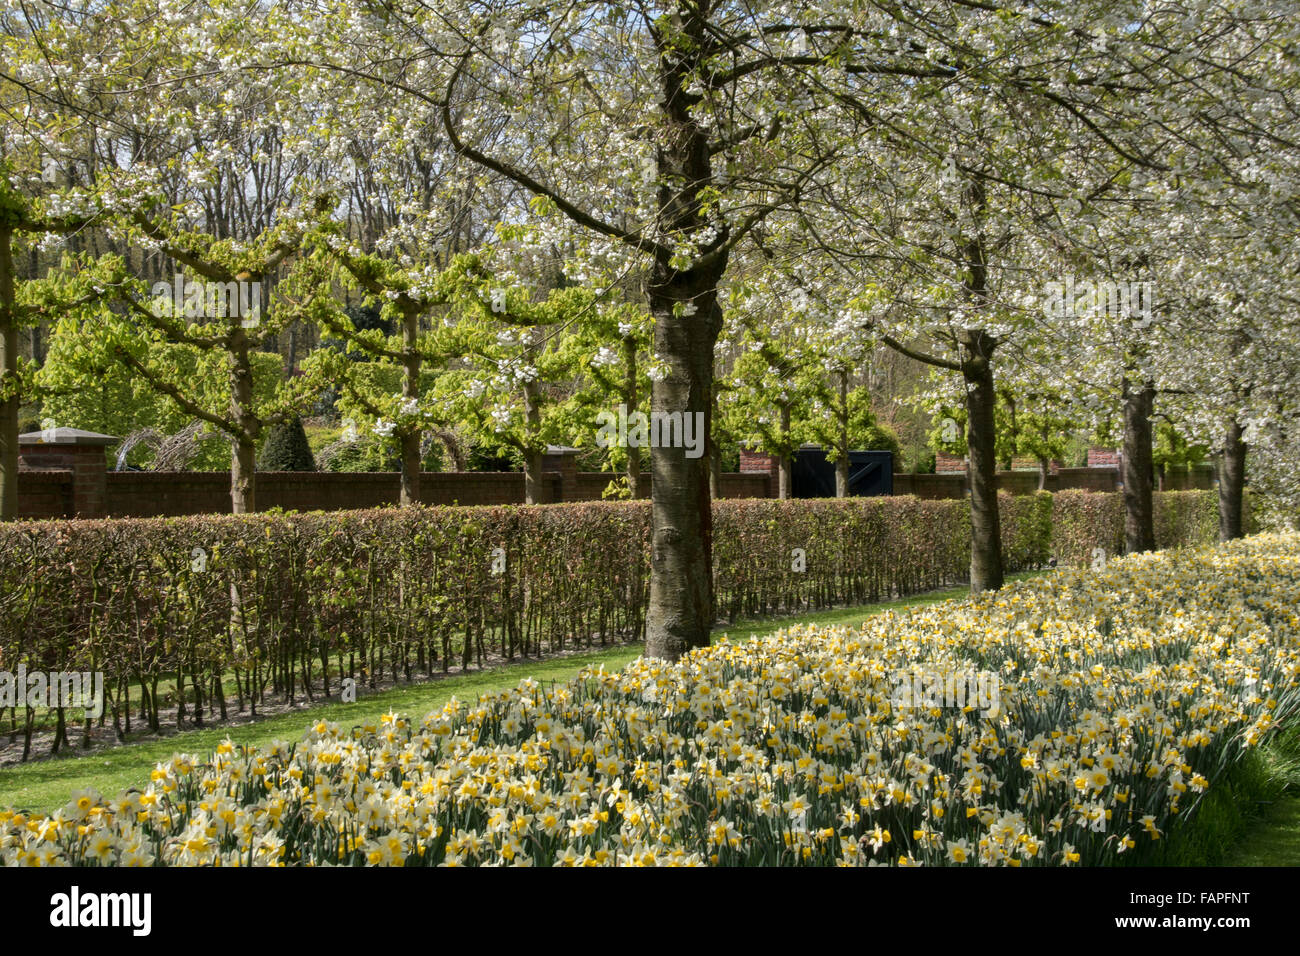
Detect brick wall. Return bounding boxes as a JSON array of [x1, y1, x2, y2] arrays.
[[892, 473, 967, 499], [575, 473, 625, 500], [935, 452, 966, 473], [718, 474, 769, 498], [891, 468, 1119, 498], [1009, 456, 1062, 474], [104, 472, 231, 517], [16, 469, 74, 518], [10, 460, 1131, 521], [1160, 465, 1215, 491], [1056, 467, 1119, 493], [739, 448, 780, 497], [1087, 447, 1121, 469], [416, 472, 546, 507], [573, 472, 768, 500], [18, 443, 107, 516], [540, 449, 578, 502], [100, 470, 552, 518], [996, 471, 1041, 496]]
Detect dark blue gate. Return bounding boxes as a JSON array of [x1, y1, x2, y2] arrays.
[[791, 447, 894, 498]]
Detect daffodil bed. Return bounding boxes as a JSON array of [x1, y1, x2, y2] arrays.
[[4, 533, 1298, 867]]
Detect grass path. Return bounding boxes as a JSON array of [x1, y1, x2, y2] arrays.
[[1224, 797, 1300, 865], [1220, 728, 1300, 867]]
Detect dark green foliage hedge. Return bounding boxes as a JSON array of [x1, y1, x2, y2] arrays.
[[0, 490, 1225, 748], [258, 417, 316, 472]]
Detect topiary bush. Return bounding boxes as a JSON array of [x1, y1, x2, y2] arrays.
[[258, 417, 316, 472]]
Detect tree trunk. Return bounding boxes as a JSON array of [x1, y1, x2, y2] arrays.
[[641, 7, 726, 661], [1217, 416, 1247, 541], [1037, 456, 1050, 492], [627, 442, 642, 499], [28, 249, 44, 364], [958, 179, 1002, 592], [523, 448, 544, 505], [835, 370, 849, 498], [708, 379, 720, 500], [708, 439, 720, 500], [231, 436, 256, 514], [644, 283, 724, 662], [522, 373, 544, 505], [399, 430, 421, 506], [399, 308, 421, 505], [0, 227, 16, 521], [229, 333, 259, 514], [960, 329, 1003, 592], [999, 392, 1016, 472], [777, 402, 792, 500], [623, 336, 641, 498], [1121, 378, 1156, 553]]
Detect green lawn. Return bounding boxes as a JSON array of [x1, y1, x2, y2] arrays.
[[1220, 726, 1300, 867], [1224, 796, 1300, 865]]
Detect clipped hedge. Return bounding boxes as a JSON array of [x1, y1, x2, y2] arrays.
[[1050, 490, 1126, 569], [1000, 491, 1054, 571], [711, 492, 1054, 622], [0, 504, 649, 741], [1050, 489, 1240, 568], [0, 490, 1224, 751], [712, 496, 966, 619]]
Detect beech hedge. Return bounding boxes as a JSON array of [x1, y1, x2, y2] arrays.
[[0, 490, 1226, 750], [1048, 488, 1240, 569]]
